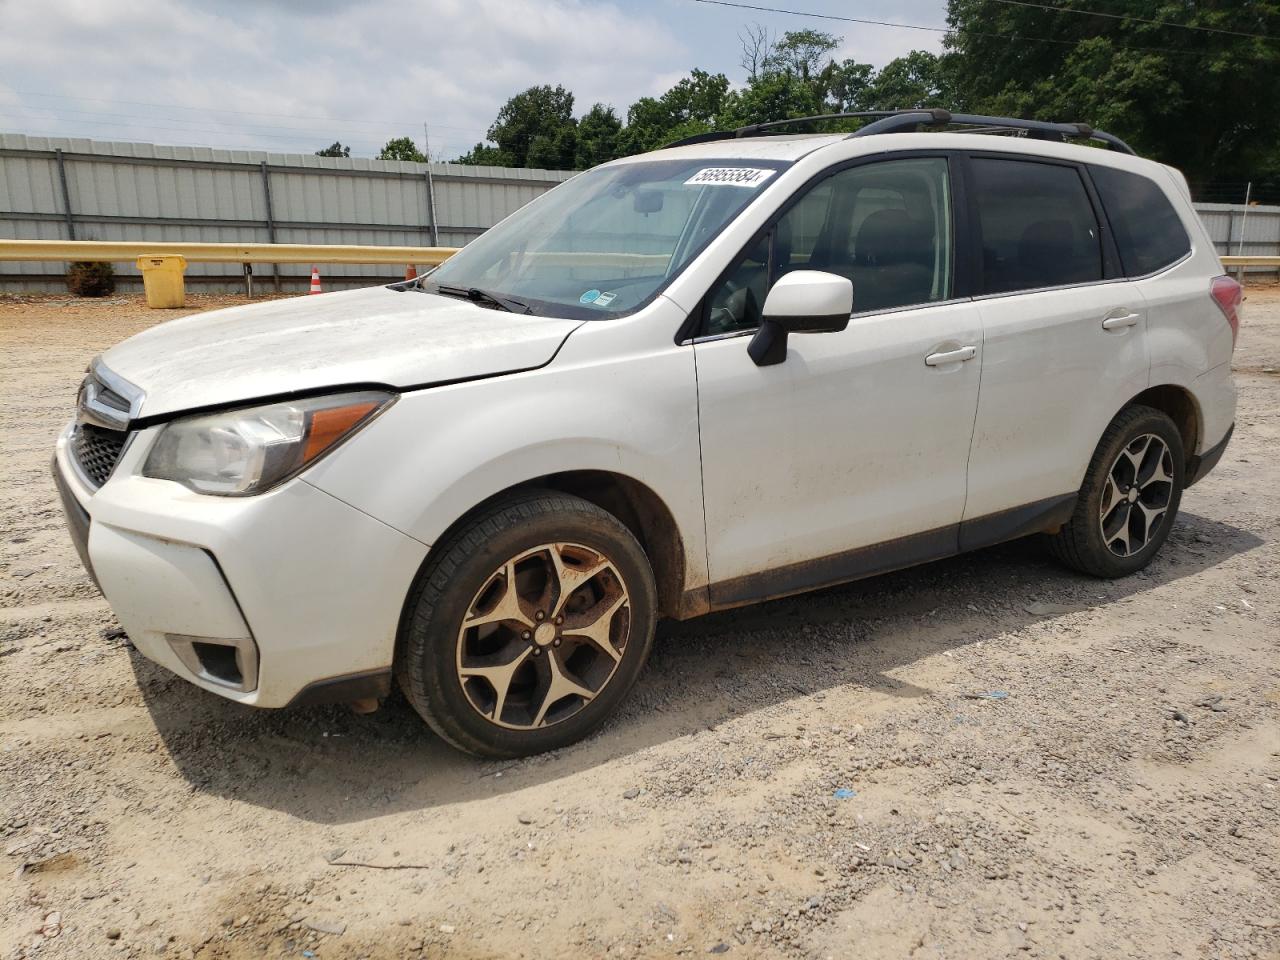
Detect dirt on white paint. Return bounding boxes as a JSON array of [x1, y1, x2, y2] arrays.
[[1, 289, 1278, 960]]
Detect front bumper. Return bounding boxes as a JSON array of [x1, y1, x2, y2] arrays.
[[53, 423, 427, 707]]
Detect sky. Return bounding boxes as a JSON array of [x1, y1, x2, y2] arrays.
[[0, 0, 947, 160]]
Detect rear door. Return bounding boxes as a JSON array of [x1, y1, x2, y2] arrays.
[[960, 153, 1149, 537]]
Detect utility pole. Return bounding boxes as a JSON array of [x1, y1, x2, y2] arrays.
[[1235, 181, 1252, 283], [423, 121, 440, 247]]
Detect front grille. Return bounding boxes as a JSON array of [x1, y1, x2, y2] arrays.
[[72, 424, 128, 488]]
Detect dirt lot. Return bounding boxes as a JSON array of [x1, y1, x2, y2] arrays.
[[1, 288, 1278, 960]]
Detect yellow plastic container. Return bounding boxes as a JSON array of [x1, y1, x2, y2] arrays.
[[136, 255, 187, 309]]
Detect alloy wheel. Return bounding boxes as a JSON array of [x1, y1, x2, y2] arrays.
[[1098, 433, 1175, 558], [455, 542, 632, 730]]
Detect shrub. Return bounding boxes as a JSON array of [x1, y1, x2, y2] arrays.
[[66, 261, 116, 297]]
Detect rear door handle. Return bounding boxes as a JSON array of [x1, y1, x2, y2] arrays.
[[1102, 311, 1142, 330], [924, 345, 976, 366]]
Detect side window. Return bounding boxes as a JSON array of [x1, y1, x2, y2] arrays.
[[1090, 165, 1191, 276], [969, 158, 1103, 295], [705, 234, 770, 336], [702, 158, 953, 336]]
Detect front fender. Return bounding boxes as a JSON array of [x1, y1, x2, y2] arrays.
[[304, 338, 708, 592]]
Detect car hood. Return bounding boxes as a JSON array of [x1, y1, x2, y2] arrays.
[[99, 285, 583, 420]]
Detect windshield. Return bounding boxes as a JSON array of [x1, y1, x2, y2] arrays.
[[422, 158, 790, 319]]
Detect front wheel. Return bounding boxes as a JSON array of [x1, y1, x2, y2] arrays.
[[1047, 404, 1185, 578], [397, 490, 657, 758]]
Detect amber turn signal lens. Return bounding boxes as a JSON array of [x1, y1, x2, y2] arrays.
[[303, 401, 380, 463]]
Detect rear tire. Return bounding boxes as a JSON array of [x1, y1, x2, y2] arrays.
[[1047, 405, 1185, 578], [397, 489, 657, 758]]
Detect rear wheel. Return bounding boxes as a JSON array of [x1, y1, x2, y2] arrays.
[[1047, 405, 1185, 578], [397, 490, 657, 758]]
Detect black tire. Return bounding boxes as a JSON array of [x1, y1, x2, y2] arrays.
[[396, 489, 657, 758], [1047, 404, 1185, 578]]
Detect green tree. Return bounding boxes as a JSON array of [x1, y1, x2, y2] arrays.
[[862, 51, 948, 111], [824, 60, 874, 112], [619, 69, 731, 153], [527, 125, 579, 169], [728, 27, 876, 129], [943, 0, 1280, 182], [575, 103, 623, 168], [454, 143, 512, 166], [378, 137, 426, 162], [768, 29, 840, 82], [487, 84, 578, 168], [662, 68, 731, 125], [720, 71, 825, 128], [315, 141, 351, 158]]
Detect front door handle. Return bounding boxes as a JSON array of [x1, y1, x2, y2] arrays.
[[1102, 311, 1142, 331], [924, 345, 976, 366]]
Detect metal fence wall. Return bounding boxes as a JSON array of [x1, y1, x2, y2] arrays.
[[1195, 202, 1280, 277], [3, 132, 1279, 291], [0, 134, 574, 292]]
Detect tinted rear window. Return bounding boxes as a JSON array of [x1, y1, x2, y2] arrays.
[[970, 158, 1103, 294], [1090, 165, 1191, 277]]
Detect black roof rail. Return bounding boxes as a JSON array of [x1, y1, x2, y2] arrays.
[[664, 111, 917, 148], [662, 108, 1136, 155], [849, 110, 1136, 154]]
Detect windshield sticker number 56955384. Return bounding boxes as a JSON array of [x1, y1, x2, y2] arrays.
[[684, 167, 777, 188]]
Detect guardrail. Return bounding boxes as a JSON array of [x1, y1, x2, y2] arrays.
[[1221, 256, 1280, 267], [0, 241, 1275, 306], [0, 239, 461, 306], [4, 240, 1272, 269], [0, 239, 459, 265], [1221, 255, 1280, 282]]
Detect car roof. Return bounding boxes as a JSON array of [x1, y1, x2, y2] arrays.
[[626, 134, 846, 163]]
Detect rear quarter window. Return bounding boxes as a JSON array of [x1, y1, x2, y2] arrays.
[[1090, 165, 1191, 277]]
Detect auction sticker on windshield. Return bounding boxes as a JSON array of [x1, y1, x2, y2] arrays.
[[684, 167, 777, 188]]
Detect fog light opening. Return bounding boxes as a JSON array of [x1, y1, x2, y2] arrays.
[[166, 634, 259, 693], [191, 641, 243, 686]]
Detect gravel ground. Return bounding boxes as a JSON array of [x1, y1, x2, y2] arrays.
[[1, 289, 1278, 960]]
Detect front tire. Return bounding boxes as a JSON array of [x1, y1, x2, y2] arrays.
[[397, 489, 657, 758], [1047, 404, 1185, 578]]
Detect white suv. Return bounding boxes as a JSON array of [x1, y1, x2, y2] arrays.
[[54, 110, 1239, 757]]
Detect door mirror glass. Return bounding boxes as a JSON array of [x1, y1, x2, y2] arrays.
[[761, 270, 853, 333], [749, 270, 852, 367]]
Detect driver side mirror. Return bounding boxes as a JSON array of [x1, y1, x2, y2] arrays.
[[748, 270, 853, 367]]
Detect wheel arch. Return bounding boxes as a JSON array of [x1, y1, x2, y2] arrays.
[[537, 470, 693, 620], [1123, 383, 1202, 471], [407, 469, 700, 623]]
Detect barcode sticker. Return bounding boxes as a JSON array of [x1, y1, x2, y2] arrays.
[[684, 167, 777, 188]]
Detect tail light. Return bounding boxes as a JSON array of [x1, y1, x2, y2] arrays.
[[1210, 275, 1243, 349]]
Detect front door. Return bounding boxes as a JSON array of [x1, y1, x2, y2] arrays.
[[692, 156, 984, 607]]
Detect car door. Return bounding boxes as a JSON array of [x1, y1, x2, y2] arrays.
[[959, 154, 1149, 542], [692, 155, 985, 607]]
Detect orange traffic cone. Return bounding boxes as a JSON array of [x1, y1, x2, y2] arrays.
[[309, 265, 322, 295], [405, 264, 417, 281]]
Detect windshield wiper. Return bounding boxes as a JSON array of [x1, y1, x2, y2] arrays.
[[433, 284, 532, 315]]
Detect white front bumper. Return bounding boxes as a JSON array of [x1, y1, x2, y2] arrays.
[[54, 423, 428, 707]]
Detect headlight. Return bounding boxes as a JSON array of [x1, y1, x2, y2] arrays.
[[143, 391, 393, 496]]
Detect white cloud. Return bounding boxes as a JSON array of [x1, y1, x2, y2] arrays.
[[0, 0, 689, 158], [0, 0, 947, 159]]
